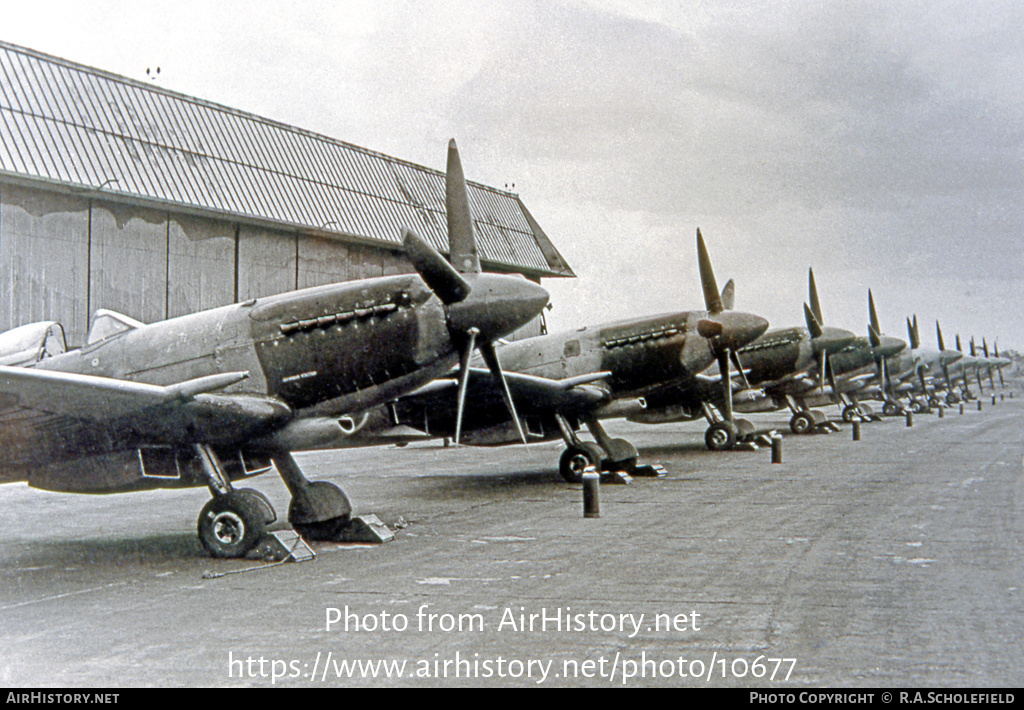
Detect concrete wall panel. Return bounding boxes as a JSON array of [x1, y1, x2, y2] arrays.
[[0, 185, 90, 345], [167, 215, 235, 318], [237, 225, 296, 300], [89, 201, 168, 326]]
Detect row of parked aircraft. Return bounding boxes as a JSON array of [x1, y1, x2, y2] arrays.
[[0, 140, 1011, 558]]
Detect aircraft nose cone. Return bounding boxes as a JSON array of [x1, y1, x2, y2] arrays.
[[879, 336, 906, 358], [814, 327, 857, 354], [446, 273, 549, 341], [710, 310, 769, 351]]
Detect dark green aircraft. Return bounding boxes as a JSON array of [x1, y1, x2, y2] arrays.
[[679, 268, 858, 437], [379, 229, 770, 480], [0, 140, 549, 558], [755, 289, 907, 421]]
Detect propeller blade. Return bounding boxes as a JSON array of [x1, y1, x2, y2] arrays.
[[817, 348, 828, 392], [479, 340, 527, 444], [446, 139, 481, 274], [936, 321, 946, 351], [452, 327, 479, 445], [826, 351, 839, 394], [403, 229, 471, 305], [878, 355, 893, 400], [804, 303, 823, 339], [718, 349, 733, 423], [868, 290, 881, 339], [731, 350, 750, 390], [983, 338, 990, 358], [808, 268, 823, 325], [720, 279, 735, 311], [868, 324, 881, 349], [696, 229, 723, 315]]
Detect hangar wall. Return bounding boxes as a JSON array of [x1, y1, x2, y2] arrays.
[[0, 182, 421, 348]]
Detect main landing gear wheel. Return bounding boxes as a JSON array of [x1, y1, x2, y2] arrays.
[[790, 412, 815, 435], [882, 402, 900, 416], [559, 442, 604, 483], [946, 392, 960, 405], [841, 405, 860, 423], [198, 491, 267, 559], [705, 421, 738, 451]]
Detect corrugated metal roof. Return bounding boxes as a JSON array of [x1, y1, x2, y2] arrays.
[[0, 41, 574, 278]]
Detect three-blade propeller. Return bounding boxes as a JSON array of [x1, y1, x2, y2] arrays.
[[404, 140, 536, 445]]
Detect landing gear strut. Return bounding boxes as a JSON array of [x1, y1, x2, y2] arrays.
[[554, 415, 644, 483], [194, 445, 277, 558], [193, 444, 371, 558]]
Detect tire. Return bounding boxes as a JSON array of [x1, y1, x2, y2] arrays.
[[841, 405, 859, 423], [198, 491, 266, 559], [705, 421, 738, 451], [790, 412, 815, 435], [945, 392, 960, 405], [882, 402, 900, 416], [559, 443, 603, 483]]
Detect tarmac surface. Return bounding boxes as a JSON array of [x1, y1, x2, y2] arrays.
[[1, 392, 1023, 687]]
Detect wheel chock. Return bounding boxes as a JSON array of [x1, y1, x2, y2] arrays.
[[252, 530, 316, 562], [630, 464, 667, 478], [756, 433, 776, 447], [313, 514, 395, 544], [599, 470, 633, 484]]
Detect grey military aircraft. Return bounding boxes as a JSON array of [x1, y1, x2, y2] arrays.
[[886, 316, 962, 411], [0, 139, 549, 558], [944, 335, 1009, 398], [979, 340, 1012, 389], [379, 229, 770, 480], [705, 268, 858, 436], [763, 288, 907, 421]]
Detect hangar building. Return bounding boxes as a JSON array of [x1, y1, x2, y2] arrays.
[[0, 41, 573, 348]]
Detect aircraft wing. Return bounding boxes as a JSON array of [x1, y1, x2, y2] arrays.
[[404, 368, 613, 414], [388, 368, 613, 442], [0, 366, 291, 469]]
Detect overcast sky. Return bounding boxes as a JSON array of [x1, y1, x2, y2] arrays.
[[5, 0, 1023, 350]]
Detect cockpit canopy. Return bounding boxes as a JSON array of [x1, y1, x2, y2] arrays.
[[86, 310, 145, 345], [0, 321, 67, 366]]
